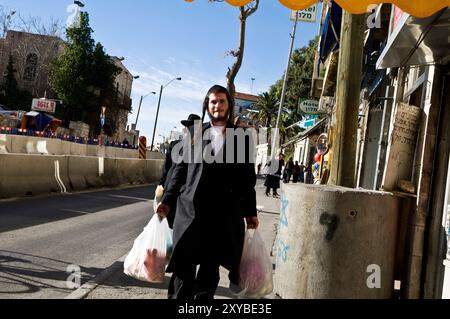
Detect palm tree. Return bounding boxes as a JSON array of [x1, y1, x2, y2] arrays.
[[252, 92, 278, 127], [250, 92, 279, 144]]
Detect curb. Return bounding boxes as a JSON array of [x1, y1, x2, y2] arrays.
[[65, 254, 127, 299]]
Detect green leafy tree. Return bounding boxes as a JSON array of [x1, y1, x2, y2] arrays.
[[251, 92, 278, 127], [49, 12, 119, 137], [267, 37, 318, 153], [86, 43, 120, 136], [49, 12, 94, 124], [271, 37, 318, 110], [0, 54, 32, 110]]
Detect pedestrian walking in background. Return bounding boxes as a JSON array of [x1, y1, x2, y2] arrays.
[[305, 165, 314, 184], [283, 157, 294, 183], [292, 161, 301, 183], [299, 162, 305, 183], [156, 113, 200, 229], [264, 153, 284, 197], [156, 85, 258, 300]]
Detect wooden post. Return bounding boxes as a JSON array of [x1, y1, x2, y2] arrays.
[[329, 12, 366, 188]]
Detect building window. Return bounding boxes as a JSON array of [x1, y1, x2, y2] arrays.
[[23, 53, 38, 81]]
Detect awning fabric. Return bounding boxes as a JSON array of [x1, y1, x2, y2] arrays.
[[376, 8, 450, 68], [319, 2, 342, 63], [185, 0, 450, 18]]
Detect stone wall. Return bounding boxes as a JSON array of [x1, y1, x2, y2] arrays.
[[0, 115, 18, 128], [0, 31, 65, 99], [69, 121, 90, 138]]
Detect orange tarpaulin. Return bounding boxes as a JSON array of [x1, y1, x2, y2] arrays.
[[185, 0, 450, 18]]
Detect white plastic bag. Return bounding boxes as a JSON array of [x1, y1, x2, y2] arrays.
[[123, 214, 172, 283], [153, 185, 164, 214], [237, 229, 273, 298]]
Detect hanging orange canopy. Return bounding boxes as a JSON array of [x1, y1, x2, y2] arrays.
[[184, 0, 450, 18]]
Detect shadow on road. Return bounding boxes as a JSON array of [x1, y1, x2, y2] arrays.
[[87, 260, 236, 299], [0, 184, 157, 233], [0, 250, 103, 297]]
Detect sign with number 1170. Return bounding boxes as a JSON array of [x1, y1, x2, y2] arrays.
[[291, 4, 318, 23]]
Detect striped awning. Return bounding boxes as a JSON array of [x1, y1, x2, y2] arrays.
[[184, 0, 450, 18]]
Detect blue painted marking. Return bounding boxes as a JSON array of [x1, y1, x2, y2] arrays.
[[277, 240, 290, 263], [280, 195, 289, 227]]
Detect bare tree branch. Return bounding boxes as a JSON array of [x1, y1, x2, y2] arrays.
[[225, 0, 259, 98]]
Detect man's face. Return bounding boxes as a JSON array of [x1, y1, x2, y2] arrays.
[[207, 92, 229, 122]]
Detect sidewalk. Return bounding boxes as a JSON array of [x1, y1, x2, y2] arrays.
[[66, 177, 281, 299]]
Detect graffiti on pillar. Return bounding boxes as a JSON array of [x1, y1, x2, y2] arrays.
[[280, 195, 289, 227], [319, 212, 339, 242], [277, 239, 290, 263]]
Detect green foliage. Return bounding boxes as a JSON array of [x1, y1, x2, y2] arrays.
[[252, 91, 278, 128], [264, 37, 318, 153], [0, 55, 33, 110], [270, 37, 318, 111], [49, 12, 120, 136]]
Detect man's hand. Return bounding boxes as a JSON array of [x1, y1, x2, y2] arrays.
[[246, 216, 259, 229], [156, 202, 170, 219]]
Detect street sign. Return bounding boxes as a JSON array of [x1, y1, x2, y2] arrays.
[[291, 4, 318, 23], [31, 98, 56, 113], [299, 99, 320, 114]]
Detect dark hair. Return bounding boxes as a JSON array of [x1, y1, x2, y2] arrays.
[[201, 85, 235, 126]]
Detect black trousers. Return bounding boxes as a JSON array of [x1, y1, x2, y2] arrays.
[[168, 261, 220, 300]]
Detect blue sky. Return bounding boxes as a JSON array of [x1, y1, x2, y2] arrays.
[[1, 0, 321, 143]]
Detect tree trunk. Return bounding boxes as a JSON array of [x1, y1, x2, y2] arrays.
[[226, 1, 259, 98]]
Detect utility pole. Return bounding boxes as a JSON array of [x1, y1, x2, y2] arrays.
[[328, 12, 366, 188], [271, 11, 299, 159], [151, 84, 164, 152]]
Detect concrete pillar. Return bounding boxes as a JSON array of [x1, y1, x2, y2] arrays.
[[274, 184, 400, 298]]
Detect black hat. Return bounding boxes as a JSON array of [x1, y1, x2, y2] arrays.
[[181, 114, 200, 127]]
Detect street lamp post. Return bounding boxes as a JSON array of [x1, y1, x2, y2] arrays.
[[132, 90, 156, 146], [150, 77, 181, 151]]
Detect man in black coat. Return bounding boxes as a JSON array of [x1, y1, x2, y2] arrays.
[[156, 85, 259, 299], [157, 114, 200, 228]]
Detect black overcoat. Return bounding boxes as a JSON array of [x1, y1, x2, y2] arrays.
[[158, 139, 182, 228], [161, 122, 257, 279]]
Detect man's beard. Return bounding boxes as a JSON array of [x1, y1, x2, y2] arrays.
[[207, 111, 228, 122]]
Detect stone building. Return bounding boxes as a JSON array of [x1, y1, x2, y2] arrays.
[[0, 31, 135, 141], [0, 30, 65, 99], [110, 56, 134, 143]]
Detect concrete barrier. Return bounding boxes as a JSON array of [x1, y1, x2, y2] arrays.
[[146, 151, 164, 160], [274, 184, 400, 299], [0, 154, 70, 198], [144, 159, 164, 182], [68, 142, 87, 156], [0, 134, 12, 154], [9, 135, 50, 154], [0, 134, 160, 159], [0, 154, 164, 198], [67, 156, 104, 191], [116, 158, 147, 184]]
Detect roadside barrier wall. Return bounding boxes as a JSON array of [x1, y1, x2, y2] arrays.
[[0, 154, 163, 198]]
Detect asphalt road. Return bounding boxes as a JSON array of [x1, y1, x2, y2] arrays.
[[0, 184, 157, 299]]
